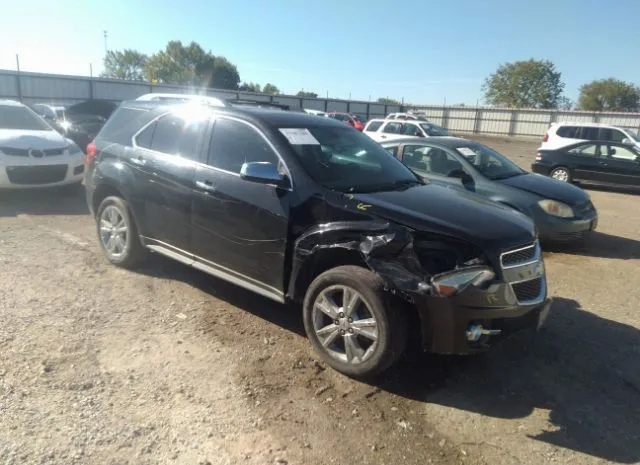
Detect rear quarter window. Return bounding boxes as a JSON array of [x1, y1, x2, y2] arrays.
[[556, 126, 579, 138], [365, 121, 383, 132], [97, 106, 154, 145]]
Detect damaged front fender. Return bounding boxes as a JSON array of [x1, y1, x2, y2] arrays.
[[287, 220, 439, 302]]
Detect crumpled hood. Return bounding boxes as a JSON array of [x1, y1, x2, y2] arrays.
[[496, 173, 589, 205], [0, 129, 69, 149], [333, 183, 536, 252]]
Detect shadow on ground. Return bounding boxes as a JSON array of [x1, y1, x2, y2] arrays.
[[377, 297, 640, 463], [134, 255, 640, 463], [0, 187, 89, 217], [582, 183, 640, 196], [544, 231, 640, 259]]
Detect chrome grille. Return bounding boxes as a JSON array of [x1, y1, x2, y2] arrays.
[[512, 277, 543, 303], [501, 242, 538, 268], [0, 147, 66, 157]]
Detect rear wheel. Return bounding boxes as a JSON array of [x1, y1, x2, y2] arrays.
[[303, 266, 407, 379], [96, 196, 147, 268], [550, 166, 571, 182]]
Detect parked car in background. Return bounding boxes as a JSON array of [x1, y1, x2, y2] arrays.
[[386, 112, 429, 121], [0, 99, 85, 189], [539, 122, 640, 151], [532, 140, 640, 188], [85, 100, 550, 378], [364, 119, 449, 142], [32, 103, 66, 122], [303, 109, 328, 117], [381, 137, 598, 242], [326, 112, 365, 131], [135, 93, 226, 107]]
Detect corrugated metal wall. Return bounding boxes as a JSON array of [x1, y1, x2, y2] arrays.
[[2, 69, 640, 137]]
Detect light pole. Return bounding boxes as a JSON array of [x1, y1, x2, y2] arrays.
[[103, 30, 108, 55]]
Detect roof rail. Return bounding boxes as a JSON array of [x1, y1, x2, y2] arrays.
[[225, 99, 291, 110], [135, 93, 226, 107]]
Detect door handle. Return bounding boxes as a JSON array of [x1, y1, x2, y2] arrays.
[[599, 162, 609, 167], [380, 135, 387, 139], [130, 155, 146, 166], [195, 180, 216, 192]]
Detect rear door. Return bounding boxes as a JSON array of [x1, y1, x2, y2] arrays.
[[132, 108, 210, 252], [598, 144, 640, 186], [563, 143, 603, 182], [191, 116, 291, 297]]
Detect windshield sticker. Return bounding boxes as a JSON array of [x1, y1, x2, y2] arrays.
[[457, 147, 477, 157], [279, 128, 320, 145]]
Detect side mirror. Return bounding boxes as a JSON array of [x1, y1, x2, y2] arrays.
[[240, 162, 289, 188], [447, 168, 474, 185], [610, 148, 617, 156], [621, 138, 633, 145]]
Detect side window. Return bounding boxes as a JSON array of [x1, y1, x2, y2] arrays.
[[332, 114, 346, 121], [135, 121, 156, 149], [600, 129, 626, 143], [402, 123, 421, 136], [577, 126, 599, 140], [556, 126, 578, 138], [402, 145, 462, 175], [385, 144, 399, 157], [383, 122, 403, 134], [135, 112, 207, 160], [207, 118, 279, 173], [365, 121, 383, 132], [567, 144, 600, 157], [608, 145, 639, 161]]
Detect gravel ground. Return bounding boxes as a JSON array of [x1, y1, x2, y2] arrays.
[[0, 136, 638, 465]]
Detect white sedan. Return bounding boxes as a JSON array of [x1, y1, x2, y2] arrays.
[[0, 100, 85, 189]]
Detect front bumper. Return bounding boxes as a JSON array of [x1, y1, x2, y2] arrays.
[[0, 155, 85, 189], [414, 278, 550, 355], [532, 208, 598, 242]]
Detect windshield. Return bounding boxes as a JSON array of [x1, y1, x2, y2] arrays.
[[455, 143, 525, 180], [420, 123, 448, 136], [282, 126, 421, 192], [352, 114, 365, 122], [0, 106, 52, 131]]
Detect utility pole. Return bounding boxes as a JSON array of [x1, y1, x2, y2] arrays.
[[103, 30, 108, 55]]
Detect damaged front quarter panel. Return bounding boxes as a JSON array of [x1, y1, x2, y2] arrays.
[[288, 220, 475, 303]]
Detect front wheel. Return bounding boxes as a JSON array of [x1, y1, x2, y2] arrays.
[[550, 166, 571, 183], [96, 196, 147, 268], [302, 266, 407, 379]]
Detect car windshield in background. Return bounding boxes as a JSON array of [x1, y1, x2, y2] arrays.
[[420, 123, 448, 136], [0, 106, 52, 131], [284, 126, 420, 193], [632, 132, 640, 142], [352, 114, 365, 122], [455, 143, 525, 180]]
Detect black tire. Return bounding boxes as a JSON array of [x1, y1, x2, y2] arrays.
[[302, 265, 407, 379], [96, 196, 147, 268], [550, 166, 572, 183]]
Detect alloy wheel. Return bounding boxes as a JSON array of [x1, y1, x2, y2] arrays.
[[99, 205, 129, 258]]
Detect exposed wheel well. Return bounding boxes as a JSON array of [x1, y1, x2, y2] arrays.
[[92, 184, 124, 217]]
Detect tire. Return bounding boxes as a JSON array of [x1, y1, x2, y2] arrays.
[[550, 166, 571, 183], [96, 196, 147, 268], [302, 265, 407, 379]]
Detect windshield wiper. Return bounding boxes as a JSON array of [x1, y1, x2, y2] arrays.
[[345, 179, 422, 193], [491, 172, 525, 180]]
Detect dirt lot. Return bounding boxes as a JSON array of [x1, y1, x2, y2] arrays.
[[1, 136, 639, 465]]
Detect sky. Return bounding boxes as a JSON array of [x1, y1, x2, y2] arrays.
[[1, 0, 639, 105]]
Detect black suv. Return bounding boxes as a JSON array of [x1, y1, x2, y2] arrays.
[[85, 101, 551, 378]]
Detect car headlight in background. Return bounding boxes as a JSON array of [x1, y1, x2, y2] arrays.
[[538, 200, 574, 218], [67, 143, 84, 156], [431, 266, 495, 297]]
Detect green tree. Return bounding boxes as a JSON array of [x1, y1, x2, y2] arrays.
[[377, 97, 401, 105], [262, 83, 280, 95], [101, 49, 148, 80], [483, 59, 565, 109], [144, 41, 239, 90], [296, 90, 318, 98], [577, 78, 639, 112], [239, 82, 261, 92]]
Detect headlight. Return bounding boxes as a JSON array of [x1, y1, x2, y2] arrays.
[[538, 200, 574, 218], [68, 143, 83, 156], [431, 266, 495, 297]]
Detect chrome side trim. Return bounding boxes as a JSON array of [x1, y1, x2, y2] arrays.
[[145, 240, 285, 304]]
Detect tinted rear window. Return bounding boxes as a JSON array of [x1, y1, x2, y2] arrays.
[[366, 121, 383, 132], [97, 106, 154, 145], [556, 126, 579, 138]]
